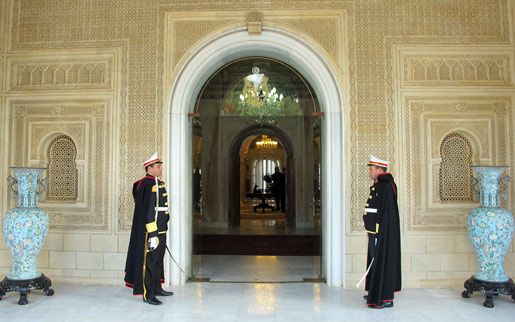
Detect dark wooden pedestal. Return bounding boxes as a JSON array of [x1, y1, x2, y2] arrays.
[[462, 276, 515, 308], [0, 274, 54, 305]]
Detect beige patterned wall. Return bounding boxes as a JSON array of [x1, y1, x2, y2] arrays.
[[0, 0, 514, 286]]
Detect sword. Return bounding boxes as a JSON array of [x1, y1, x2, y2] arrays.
[[355, 258, 374, 288], [165, 244, 186, 274], [355, 237, 377, 288]]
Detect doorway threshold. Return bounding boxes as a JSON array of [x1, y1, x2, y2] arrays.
[[188, 278, 323, 284], [190, 255, 322, 283]]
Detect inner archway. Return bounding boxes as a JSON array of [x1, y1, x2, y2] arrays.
[[228, 124, 295, 228], [238, 133, 288, 227]]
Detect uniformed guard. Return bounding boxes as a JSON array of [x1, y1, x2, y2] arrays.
[[124, 153, 174, 305], [362, 155, 401, 309]]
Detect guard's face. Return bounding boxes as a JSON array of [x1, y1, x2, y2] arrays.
[[148, 163, 163, 177], [368, 166, 384, 181]]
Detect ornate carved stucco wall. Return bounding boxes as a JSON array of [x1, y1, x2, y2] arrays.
[[0, 0, 514, 286]]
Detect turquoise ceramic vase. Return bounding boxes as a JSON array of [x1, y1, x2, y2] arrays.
[[0, 167, 54, 305], [462, 166, 514, 308]]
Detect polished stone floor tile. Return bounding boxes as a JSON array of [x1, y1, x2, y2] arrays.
[[1, 282, 514, 322]]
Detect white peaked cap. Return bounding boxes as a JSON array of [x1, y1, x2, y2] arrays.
[[367, 155, 389, 168], [143, 152, 162, 167]]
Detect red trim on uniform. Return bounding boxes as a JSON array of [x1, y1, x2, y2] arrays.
[[368, 300, 394, 308], [369, 161, 388, 167], [134, 175, 158, 190], [134, 175, 155, 182], [126, 280, 166, 287], [390, 183, 397, 195], [376, 172, 398, 194], [126, 283, 143, 295], [137, 180, 144, 191], [143, 158, 161, 167], [134, 177, 146, 190]]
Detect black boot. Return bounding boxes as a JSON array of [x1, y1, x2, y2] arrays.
[[368, 301, 393, 309], [144, 297, 163, 305], [156, 289, 174, 296]]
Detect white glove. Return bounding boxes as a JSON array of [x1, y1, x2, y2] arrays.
[[148, 236, 159, 251]]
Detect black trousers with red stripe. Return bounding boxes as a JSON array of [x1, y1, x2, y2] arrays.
[[144, 234, 166, 300]]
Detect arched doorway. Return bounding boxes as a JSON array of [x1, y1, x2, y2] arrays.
[[166, 26, 347, 286], [191, 58, 322, 270]]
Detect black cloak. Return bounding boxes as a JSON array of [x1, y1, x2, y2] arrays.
[[365, 173, 402, 305], [124, 176, 165, 295]]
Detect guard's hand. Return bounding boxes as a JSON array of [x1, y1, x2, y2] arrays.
[[148, 236, 159, 251]]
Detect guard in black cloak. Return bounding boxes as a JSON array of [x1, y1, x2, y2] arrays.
[[124, 152, 174, 305], [362, 155, 401, 309]]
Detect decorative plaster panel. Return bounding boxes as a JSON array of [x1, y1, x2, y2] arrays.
[[403, 96, 512, 232], [404, 55, 511, 86], [7, 99, 112, 231], [8, 57, 113, 92], [350, 0, 509, 232]]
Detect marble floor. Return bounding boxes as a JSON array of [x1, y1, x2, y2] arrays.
[[1, 282, 514, 322], [194, 255, 321, 282]]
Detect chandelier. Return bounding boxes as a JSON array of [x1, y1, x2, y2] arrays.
[[256, 135, 278, 149]]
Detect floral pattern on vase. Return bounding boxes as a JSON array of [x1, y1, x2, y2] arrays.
[[3, 168, 49, 280], [468, 166, 514, 282]]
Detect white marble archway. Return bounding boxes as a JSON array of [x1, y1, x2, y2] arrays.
[[166, 26, 348, 286]]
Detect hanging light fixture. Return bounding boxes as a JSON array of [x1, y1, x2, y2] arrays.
[[256, 135, 278, 149]]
